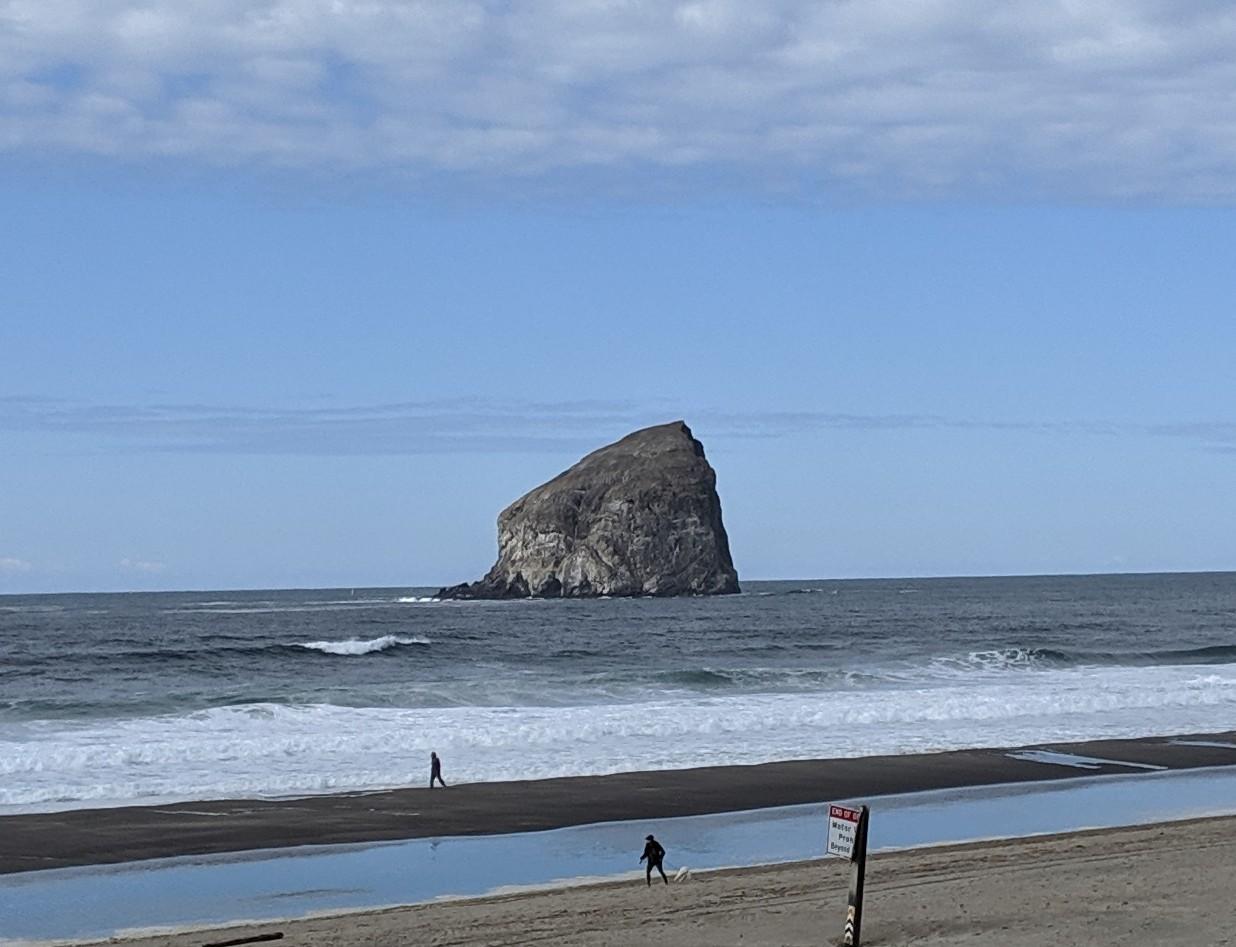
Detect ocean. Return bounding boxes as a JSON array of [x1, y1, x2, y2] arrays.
[[2, 572, 1235, 815]]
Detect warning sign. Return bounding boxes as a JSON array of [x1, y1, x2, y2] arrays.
[[827, 804, 862, 859]]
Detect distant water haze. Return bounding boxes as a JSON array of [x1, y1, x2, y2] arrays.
[[3, 573, 1236, 813]]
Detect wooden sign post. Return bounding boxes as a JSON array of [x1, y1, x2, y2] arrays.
[[827, 803, 870, 947]]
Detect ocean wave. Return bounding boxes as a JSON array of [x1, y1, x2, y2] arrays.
[[549, 648, 609, 659], [1145, 644, 1236, 665], [942, 647, 1076, 671], [28, 635, 436, 664], [607, 666, 887, 692], [5, 662, 1236, 812], [935, 644, 1236, 673], [655, 669, 736, 687], [295, 635, 430, 656], [396, 596, 438, 603]]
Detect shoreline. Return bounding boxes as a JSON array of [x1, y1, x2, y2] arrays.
[[62, 814, 1236, 947], [4, 728, 1236, 875]]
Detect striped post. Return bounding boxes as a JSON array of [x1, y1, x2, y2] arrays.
[[842, 805, 870, 946]]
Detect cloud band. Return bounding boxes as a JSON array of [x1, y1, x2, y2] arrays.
[[3, 1, 1236, 198]]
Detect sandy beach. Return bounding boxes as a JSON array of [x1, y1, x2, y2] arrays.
[[6, 729, 1236, 874], [8, 732, 1236, 945], [82, 815, 1236, 947]]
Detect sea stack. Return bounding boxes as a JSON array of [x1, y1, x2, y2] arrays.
[[438, 421, 740, 599]]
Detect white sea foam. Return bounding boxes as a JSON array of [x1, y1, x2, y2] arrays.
[[296, 635, 429, 655], [927, 648, 1056, 674], [4, 661, 1236, 814], [396, 596, 438, 603]]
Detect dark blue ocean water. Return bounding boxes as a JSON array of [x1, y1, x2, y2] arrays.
[[2, 572, 1234, 812]]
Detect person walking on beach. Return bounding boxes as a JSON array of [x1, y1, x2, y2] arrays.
[[640, 834, 668, 886], [429, 751, 447, 788]]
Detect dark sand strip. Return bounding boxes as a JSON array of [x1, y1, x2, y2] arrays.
[[4, 729, 1235, 875]]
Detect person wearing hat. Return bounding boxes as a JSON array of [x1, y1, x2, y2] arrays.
[[639, 834, 668, 886]]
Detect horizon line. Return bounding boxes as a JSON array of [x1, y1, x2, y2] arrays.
[[3, 567, 1233, 598]]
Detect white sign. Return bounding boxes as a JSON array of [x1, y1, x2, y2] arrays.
[[827, 804, 862, 859]]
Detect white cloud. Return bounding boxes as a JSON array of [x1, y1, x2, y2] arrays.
[[2, 1, 1236, 198], [0, 556, 32, 572], [119, 556, 166, 573], [3, 395, 1236, 456]]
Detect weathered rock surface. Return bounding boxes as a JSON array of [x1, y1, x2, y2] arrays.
[[438, 421, 740, 599]]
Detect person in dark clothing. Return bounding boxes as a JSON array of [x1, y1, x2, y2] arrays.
[[640, 834, 668, 886], [429, 751, 447, 788]]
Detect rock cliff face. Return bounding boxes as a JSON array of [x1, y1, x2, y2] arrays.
[[438, 421, 739, 599]]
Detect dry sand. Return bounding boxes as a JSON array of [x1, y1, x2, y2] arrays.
[[94, 815, 1236, 947]]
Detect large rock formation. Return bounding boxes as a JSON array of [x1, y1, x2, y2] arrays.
[[438, 421, 739, 599]]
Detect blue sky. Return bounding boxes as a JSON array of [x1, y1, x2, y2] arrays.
[[2, 2, 1235, 592]]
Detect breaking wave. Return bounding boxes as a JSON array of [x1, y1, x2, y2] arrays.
[[937, 644, 1236, 672], [5, 660, 1236, 812], [295, 635, 430, 656]]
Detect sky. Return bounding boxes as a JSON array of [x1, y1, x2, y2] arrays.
[[2, 1, 1235, 593]]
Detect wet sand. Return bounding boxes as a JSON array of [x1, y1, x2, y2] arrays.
[[86, 815, 1236, 947], [4, 729, 1236, 874]]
